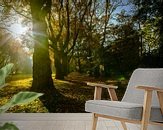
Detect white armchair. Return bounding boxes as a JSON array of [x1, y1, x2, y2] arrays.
[[85, 68, 163, 130]]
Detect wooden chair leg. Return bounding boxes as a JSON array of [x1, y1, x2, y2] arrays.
[[157, 91, 163, 114], [108, 88, 118, 101], [92, 113, 98, 130], [141, 90, 152, 130], [121, 121, 127, 130]]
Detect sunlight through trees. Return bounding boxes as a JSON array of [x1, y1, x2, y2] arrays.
[[0, 0, 163, 112]]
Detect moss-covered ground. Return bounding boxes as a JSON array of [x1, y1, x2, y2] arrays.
[[0, 73, 127, 113]]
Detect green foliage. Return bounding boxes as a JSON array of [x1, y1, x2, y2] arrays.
[[132, 0, 163, 67], [103, 21, 140, 75], [0, 64, 43, 130], [117, 76, 126, 81], [141, 19, 159, 51], [0, 123, 19, 130], [0, 63, 14, 88], [0, 91, 43, 113], [0, 64, 43, 113]]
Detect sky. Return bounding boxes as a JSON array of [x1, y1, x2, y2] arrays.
[[115, 0, 135, 15], [0, 5, 29, 38], [9, 23, 28, 35], [110, 0, 135, 24]]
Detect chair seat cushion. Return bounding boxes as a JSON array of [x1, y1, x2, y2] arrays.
[[85, 100, 163, 122]]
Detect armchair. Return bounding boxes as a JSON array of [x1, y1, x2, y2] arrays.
[[85, 68, 163, 130]]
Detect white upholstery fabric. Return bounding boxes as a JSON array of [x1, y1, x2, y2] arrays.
[[122, 68, 163, 106], [85, 100, 163, 122], [85, 100, 142, 120]]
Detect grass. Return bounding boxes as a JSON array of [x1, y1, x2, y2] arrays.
[[0, 73, 127, 113]]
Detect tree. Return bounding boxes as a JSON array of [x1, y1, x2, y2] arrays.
[[102, 10, 140, 75], [132, 0, 163, 66], [29, 0, 61, 112], [47, 0, 92, 79], [0, 31, 30, 73], [0, 32, 12, 68], [71, 0, 126, 76], [1, 0, 60, 111]]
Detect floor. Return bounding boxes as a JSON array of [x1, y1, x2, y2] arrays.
[[0, 113, 139, 130]]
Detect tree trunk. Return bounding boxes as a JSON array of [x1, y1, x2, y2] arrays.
[[29, 0, 60, 112], [77, 55, 81, 73], [54, 55, 64, 79], [54, 52, 68, 79], [31, 21, 54, 91]]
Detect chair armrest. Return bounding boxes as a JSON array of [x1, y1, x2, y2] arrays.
[[135, 86, 163, 125], [136, 86, 163, 92], [87, 82, 118, 101], [137, 85, 163, 122], [87, 82, 118, 89]]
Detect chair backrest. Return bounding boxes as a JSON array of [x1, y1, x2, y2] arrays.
[[122, 68, 163, 107]]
